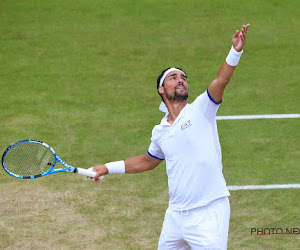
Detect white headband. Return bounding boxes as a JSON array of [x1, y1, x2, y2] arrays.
[[159, 67, 185, 87]]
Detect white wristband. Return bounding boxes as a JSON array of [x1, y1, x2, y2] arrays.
[[226, 45, 243, 66], [105, 160, 125, 174]]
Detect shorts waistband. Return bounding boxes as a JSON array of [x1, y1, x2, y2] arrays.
[[167, 196, 229, 214]]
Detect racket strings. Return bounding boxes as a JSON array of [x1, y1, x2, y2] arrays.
[[4, 143, 55, 176]]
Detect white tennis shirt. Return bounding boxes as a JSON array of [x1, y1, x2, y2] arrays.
[[148, 89, 230, 211]]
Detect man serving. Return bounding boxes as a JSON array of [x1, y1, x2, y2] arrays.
[[91, 24, 250, 249]]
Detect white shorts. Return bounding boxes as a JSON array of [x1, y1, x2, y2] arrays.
[[158, 197, 230, 250]]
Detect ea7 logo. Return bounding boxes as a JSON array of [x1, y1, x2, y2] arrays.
[[181, 120, 192, 130]]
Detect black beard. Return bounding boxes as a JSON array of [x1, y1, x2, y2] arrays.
[[165, 89, 188, 102]]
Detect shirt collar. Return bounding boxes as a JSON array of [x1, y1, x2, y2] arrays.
[[160, 103, 189, 127]]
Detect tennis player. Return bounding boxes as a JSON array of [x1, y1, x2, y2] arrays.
[[92, 24, 250, 249]]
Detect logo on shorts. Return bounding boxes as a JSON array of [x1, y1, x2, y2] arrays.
[[181, 120, 192, 131]]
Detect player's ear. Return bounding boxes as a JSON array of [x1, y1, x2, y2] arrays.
[[158, 86, 164, 94]]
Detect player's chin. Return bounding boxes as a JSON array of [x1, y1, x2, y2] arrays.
[[175, 91, 188, 100]]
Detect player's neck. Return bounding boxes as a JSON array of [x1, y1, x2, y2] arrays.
[[166, 101, 187, 125]]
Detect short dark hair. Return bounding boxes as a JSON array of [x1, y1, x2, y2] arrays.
[[156, 67, 186, 103]]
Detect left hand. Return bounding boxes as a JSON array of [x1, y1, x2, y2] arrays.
[[232, 24, 250, 52]]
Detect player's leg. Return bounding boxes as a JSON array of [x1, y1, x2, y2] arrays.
[[183, 197, 230, 249], [158, 209, 190, 250]]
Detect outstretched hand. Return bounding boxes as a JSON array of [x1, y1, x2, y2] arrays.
[[86, 165, 108, 183], [232, 24, 250, 52]]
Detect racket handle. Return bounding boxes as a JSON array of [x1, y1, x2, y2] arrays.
[[76, 168, 104, 180]]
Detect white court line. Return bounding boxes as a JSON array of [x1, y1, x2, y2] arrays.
[[217, 114, 300, 120], [227, 184, 300, 190]]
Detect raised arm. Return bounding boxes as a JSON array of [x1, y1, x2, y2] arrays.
[[208, 24, 250, 103], [92, 154, 163, 182]]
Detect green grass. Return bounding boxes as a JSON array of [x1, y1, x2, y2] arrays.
[[0, 0, 299, 249]]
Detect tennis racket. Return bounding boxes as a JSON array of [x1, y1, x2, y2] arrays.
[[1, 139, 104, 180]]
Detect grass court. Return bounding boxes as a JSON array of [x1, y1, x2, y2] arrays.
[[0, 0, 299, 249]]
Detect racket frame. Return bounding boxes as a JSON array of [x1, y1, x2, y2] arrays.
[[2, 139, 95, 179]]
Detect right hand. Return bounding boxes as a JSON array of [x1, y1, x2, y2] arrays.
[[91, 165, 108, 183]]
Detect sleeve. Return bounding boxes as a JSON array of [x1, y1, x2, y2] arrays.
[[193, 88, 221, 122], [147, 126, 165, 161]]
